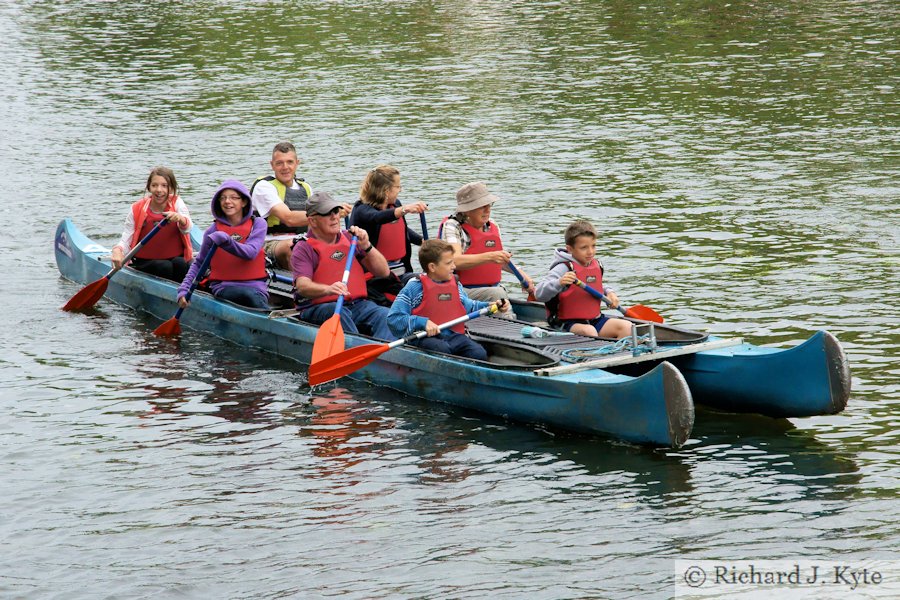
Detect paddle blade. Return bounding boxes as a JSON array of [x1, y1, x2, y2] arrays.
[[308, 343, 389, 386], [311, 313, 345, 363], [623, 304, 664, 323], [153, 317, 182, 337], [62, 278, 108, 311]]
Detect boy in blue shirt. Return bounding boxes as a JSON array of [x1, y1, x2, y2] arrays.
[[388, 239, 507, 360]]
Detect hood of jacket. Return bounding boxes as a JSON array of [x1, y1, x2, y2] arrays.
[[552, 247, 576, 267], [211, 179, 253, 225]]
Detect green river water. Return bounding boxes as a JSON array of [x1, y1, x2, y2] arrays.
[[1, 1, 897, 598]]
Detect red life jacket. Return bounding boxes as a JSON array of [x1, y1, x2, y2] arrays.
[[375, 206, 408, 262], [556, 260, 604, 320], [412, 275, 467, 334], [208, 220, 267, 281], [306, 234, 368, 305], [131, 196, 193, 261], [457, 221, 502, 287]]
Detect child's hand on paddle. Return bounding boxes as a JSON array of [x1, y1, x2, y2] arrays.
[[111, 247, 125, 269], [425, 319, 440, 336], [163, 211, 187, 227], [605, 291, 620, 309], [209, 231, 230, 246], [559, 271, 577, 286], [493, 298, 510, 314]]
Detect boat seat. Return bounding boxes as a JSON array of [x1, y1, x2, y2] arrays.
[[467, 316, 623, 362]]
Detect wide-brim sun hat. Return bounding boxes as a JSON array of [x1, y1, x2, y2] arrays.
[[456, 181, 499, 213]]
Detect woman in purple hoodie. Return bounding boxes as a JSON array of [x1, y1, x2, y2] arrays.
[[177, 180, 269, 310]]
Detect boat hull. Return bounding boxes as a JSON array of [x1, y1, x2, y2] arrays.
[[510, 300, 850, 418], [55, 219, 694, 447], [665, 332, 849, 417]]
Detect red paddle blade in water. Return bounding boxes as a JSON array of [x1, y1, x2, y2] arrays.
[[62, 278, 109, 311], [153, 317, 182, 337], [311, 313, 345, 364], [623, 304, 664, 323], [308, 343, 388, 386]]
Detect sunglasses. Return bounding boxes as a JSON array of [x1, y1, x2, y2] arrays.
[[312, 207, 341, 216]]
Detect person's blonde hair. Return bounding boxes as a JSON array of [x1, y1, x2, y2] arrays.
[[360, 165, 400, 207]]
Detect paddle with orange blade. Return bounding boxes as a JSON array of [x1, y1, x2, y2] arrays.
[[309, 304, 497, 386], [574, 279, 664, 323], [310, 235, 358, 362], [507, 261, 536, 301], [153, 247, 217, 337], [62, 219, 170, 311]]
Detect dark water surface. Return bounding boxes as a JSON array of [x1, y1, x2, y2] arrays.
[[1, 1, 897, 598]]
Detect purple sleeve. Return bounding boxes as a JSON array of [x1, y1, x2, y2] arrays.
[[290, 240, 318, 281], [178, 229, 216, 298]]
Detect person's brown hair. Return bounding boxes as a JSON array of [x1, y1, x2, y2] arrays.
[[419, 239, 454, 272], [272, 141, 297, 157], [564, 220, 597, 247], [145, 166, 178, 196], [360, 165, 401, 207]]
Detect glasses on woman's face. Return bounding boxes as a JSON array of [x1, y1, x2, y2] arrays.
[[220, 194, 243, 202]]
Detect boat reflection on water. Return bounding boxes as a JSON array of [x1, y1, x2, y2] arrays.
[[132, 352, 307, 439], [125, 348, 859, 509], [297, 387, 397, 474], [685, 407, 862, 503], [361, 386, 695, 497]]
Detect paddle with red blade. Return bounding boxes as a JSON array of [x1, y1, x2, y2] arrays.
[[574, 278, 664, 323], [309, 304, 498, 386], [507, 260, 536, 301], [62, 219, 170, 311], [153, 246, 217, 337], [310, 235, 358, 362]]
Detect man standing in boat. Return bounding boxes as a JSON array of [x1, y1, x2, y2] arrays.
[[291, 192, 395, 341], [250, 141, 350, 270]]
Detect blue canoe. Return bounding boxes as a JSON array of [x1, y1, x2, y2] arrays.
[[506, 300, 850, 418], [55, 219, 696, 448]]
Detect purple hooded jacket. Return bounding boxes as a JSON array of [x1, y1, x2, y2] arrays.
[[177, 179, 268, 300]]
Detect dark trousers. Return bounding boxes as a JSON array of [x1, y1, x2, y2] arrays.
[[414, 331, 488, 361], [131, 257, 190, 283], [215, 286, 270, 310]]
